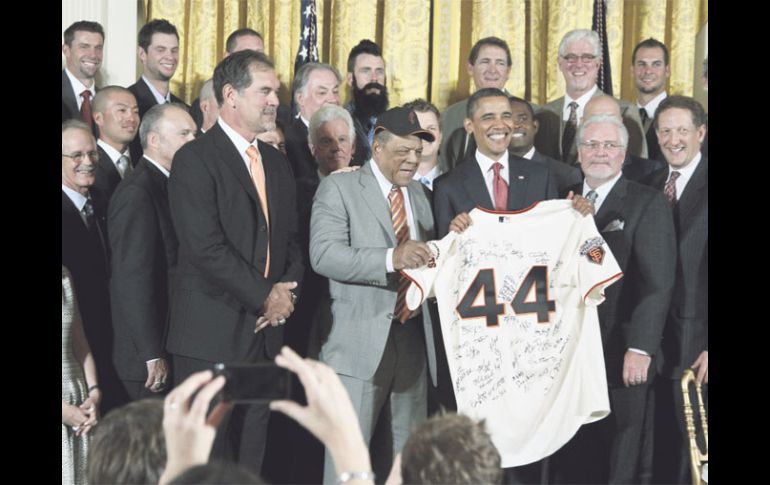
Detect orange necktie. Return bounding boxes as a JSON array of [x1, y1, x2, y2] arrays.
[[246, 145, 270, 277], [388, 185, 412, 323]]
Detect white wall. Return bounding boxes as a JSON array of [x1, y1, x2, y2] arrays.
[[693, 22, 708, 112], [62, 0, 142, 87]]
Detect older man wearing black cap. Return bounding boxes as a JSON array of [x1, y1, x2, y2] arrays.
[[310, 106, 439, 484]]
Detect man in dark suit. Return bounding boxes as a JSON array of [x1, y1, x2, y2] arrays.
[[583, 94, 665, 183], [534, 29, 646, 165], [62, 21, 104, 135], [92, 86, 140, 199], [552, 114, 676, 484], [647, 95, 708, 485], [433, 88, 559, 239], [285, 62, 343, 185], [108, 103, 196, 403], [167, 50, 303, 474], [631, 38, 670, 162], [128, 19, 189, 160], [61, 120, 119, 413]]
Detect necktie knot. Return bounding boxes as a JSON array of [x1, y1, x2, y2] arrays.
[[492, 162, 504, 176], [585, 190, 598, 205], [246, 145, 261, 164], [81, 90, 92, 101], [117, 154, 131, 177]]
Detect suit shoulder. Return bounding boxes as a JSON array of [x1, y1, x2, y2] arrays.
[[540, 97, 564, 113]]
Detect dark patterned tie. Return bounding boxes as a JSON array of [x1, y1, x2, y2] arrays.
[[639, 107, 650, 127], [664, 170, 681, 205], [492, 162, 508, 211], [81, 198, 95, 229], [562, 101, 579, 162], [80, 90, 93, 129], [585, 189, 598, 206], [388, 185, 412, 324]]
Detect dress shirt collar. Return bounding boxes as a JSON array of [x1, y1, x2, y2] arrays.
[[62, 184, 89, 212], [97, 139, 129, 163], [583, 170, 622, 213], [142, 75, 171, 105], [637, 91, 668, 118], [520, 146, 536, 160], [143, 155, 170, 178], [564, 85, 598, 122]]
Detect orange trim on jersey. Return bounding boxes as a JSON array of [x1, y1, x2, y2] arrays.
[[400, 269, 425, 309], [475, 201, 542, 215], [583, 272, 624, 302]]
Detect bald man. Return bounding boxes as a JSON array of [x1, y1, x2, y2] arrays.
[[583, 95, 663, 183]]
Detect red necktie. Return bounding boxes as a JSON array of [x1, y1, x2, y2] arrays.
[[246, 145, 270, 277], [492, 162, 508, 211], [80, 90, 93, 129], [388, 186, 412, 324], [664, 170, 681, 205]]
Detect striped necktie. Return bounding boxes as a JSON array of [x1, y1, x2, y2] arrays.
[[388, 185, 412, 323]]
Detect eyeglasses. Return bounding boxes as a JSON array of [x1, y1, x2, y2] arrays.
[[561, 54, 597, 64], [578, 141, 625, 151], [62, 151, 99, 162]]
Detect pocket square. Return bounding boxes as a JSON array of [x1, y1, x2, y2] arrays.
[[602, 219, 625, 232]]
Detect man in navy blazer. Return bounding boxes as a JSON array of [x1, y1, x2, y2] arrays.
[[167, 50, 303, 475], [108, 103, 196, 402], [647, 95, 709, 485]]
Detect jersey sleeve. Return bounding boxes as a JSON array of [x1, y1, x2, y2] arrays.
[[402, 231, 458, 310], [577, 215, 623, 305]]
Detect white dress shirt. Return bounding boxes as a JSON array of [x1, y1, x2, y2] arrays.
[[475, 149, 510, 206]]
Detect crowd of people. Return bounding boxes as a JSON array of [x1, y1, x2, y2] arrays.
[[62, 18, 707, 485]]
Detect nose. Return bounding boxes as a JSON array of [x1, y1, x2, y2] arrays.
[[267, 90, 279, 106]]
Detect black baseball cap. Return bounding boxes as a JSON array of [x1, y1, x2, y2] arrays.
[[374, 106, 435, 142]]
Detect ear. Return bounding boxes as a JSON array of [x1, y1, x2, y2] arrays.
[[62, 43, 70, 57], [463, 117, 474, 135], [222, 84, 236, 108], [308, 142, 316, 157], [696, 124, 706, 143], [346, 72, 354, 88], [138, 46, 147, 63], [532, 117, 540, 136], [93, 112, 104, 127], [466, 61, 474, 76]]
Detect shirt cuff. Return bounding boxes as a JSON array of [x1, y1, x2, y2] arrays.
[[628, 348, 649, 356], [386, 248, 395, 273]]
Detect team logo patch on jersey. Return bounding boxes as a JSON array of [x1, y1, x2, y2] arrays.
[[579, 237, 606, 265], [427, 241, 440, 268]]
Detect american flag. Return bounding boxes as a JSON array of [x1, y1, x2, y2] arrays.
[[294, 0, 319, 75], [592, 0, 613, 95]]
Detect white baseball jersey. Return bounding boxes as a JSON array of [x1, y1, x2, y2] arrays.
[[404, 201, 623, 467]]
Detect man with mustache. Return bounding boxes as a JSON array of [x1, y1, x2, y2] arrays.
[[128, 19, 189, 160], [167, 50, 303, 475], [62, 21, 104, 135], [344, 39, 389, 166], [632, 38, 670, 162], [535, 29, 646, 165], [92, 86, 140, 199]]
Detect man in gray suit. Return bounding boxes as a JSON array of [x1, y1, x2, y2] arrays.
[[310, 106, 438, 484], [535, 29, 647, 165]]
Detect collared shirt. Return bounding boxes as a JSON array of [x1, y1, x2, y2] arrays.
[[298, 114, 310, 128], [563, 85, 599, 123], [413, 165, 441, 191], [217, 117, 260, 175], [65, 68, 96, 111], [370, 159, 418, 273], [143, 155, 171, 178], [475, 149, 510, 205], [668, 152, 702, 200], [97, 139, 131, 178], [142, 75, 171, 105], [62, 184, 90, 226], [520, 146, 537, 160], [582, 171, 622, 213], [637, 91, 668, 120]]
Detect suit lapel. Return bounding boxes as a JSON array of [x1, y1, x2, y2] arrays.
[[406, 182, 431, 242], [677, 157, 707, 222], [595, 177, 627, 231], [211, 123, 261, 206], [462, 160, 494, 209], [359, 162, 397, 245], [97, 145, 121, 182], [507, 155, 531, 210], [62, 70, 78, 116]]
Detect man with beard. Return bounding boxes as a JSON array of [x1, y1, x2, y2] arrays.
[[167, 50, 303, 475], [62, 21, 104, 134], [128, 19, 189, 160], [92, 86, 140, 199], [632, 38, 670, 161], [345, 39, 389, 166]]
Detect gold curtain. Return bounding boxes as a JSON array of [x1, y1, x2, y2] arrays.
[[147, 0, 707, 111]]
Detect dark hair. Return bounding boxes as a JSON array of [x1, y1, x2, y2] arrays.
[[402, 99, 440, 119], [467, 87, 508, 118], [654, 95, 707, 129], [86, 399, 166, 485], [632, 37, 669, 66], [347, 39, 383, 73], [401, 414, 503, 484], [469, 36, 512, 67], [508, 95, 535, 118], [168, 460, 265, 484], [213, 50, 274, 106], [63, 20, 104, 46], [225, 28, 263, 53], [138, 19, 179, 51]]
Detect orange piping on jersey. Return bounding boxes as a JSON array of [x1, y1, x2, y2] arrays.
[[475, 200, 542, 215], [400, 269, 425, 309], [583, 272, 624, 302]]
